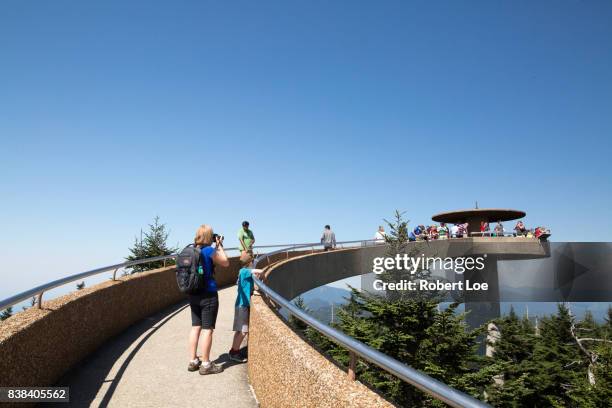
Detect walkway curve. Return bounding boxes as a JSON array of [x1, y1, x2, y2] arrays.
[[49, 286, 257, 408]]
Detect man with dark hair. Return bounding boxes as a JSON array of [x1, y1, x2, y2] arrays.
[[321, 225, 336, 251], [238, 221, 255, 256]]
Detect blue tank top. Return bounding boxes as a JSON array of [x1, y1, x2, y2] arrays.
[[199, 246, 218, 293]]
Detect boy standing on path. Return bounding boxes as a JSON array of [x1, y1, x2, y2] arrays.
[[229, 253, 262, 363]]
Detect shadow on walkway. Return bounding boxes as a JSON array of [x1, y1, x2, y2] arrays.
[[44, 301, 188, 407]]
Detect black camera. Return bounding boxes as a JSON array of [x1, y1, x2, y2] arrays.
[[212, 233, 224, 244]]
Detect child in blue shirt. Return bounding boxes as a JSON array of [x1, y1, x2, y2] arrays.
[[229, 253, 262, 363]]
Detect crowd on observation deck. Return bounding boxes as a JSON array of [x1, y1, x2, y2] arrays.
[[371, 220, 550, 243]]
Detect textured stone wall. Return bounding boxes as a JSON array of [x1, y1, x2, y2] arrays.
[[248, 294, 393, 408], [0, 266, 185, 390]]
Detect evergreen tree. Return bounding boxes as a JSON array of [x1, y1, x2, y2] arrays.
[[483, 306, 540, 406], [126, 216, 177, 273], [324, 288, 483, 407], [490, 306, 536, 364], [566, 306, 612, 406], [379, 210, 446, 303], [484, 303, 612, 407], [0, 306, 13, 321], [290, 296, 336, 351], [289, 297, 308, 331], [22, 296, 36, 311]]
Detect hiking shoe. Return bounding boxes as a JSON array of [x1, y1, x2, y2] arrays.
[[199, 362, 224, 375], [229, 351, 247, 363], [188, 358, 202, 372]]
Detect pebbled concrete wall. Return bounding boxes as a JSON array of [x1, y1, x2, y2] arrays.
[[248, 293, 393, 408], [0, 266, 185, 391]]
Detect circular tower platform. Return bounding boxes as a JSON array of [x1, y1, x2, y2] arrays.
[[432, 208, 526, 235]]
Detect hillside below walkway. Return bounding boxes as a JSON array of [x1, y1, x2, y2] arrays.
[[47, 285, 258, 408]]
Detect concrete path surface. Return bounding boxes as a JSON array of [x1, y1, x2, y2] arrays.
[[47, 286, 258, 408]]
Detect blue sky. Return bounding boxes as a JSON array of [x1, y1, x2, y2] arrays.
[[1, 1, 611, 298]]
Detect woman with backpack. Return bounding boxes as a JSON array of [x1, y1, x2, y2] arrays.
[[188, 224, 229, 375]]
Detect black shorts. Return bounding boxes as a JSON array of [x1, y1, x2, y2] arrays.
[[189, 292, 219, 329]]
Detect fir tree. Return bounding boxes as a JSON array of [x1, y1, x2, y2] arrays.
[[0, 306, 13, 321], [126, 216, 177, 273], [567, 306, 612, 406], [490, 306, 536, 364], [22, 296, 36, 311], [325, 288, 483, 406], [379, 210, 446, 303], [483, 303, 612, 407], [483, 306, 540, 406], [290, 296, 336, 351], [289, 297, 308, 331]]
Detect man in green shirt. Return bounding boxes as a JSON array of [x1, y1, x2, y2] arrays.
[[238, 221, 255, 255]]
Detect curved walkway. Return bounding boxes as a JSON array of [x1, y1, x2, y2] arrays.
[[48, 286, 257, 408]]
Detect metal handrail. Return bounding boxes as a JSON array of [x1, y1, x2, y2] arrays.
[[0, 242, 323, 312], [0, 253, 179, 311], [252, 239, 490, 408], [469, 231, 516, 237], [253, 239, 378, 266]]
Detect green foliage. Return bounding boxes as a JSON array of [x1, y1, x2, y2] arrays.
[[22, 296, 36, 311], [126, 216, 178, 273], [484, 304, 612, 407], [289, 297, 308, 331], [382, 210, 410, 252], [322, 288, 483, 407], [380, 210, 445, 303], [0, 306, 13, 321]]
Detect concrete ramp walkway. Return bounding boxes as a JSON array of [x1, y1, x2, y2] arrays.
[[48, 286, 258, 408]]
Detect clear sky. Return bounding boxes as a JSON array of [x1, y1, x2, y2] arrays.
[[1, 1, 611, 299]]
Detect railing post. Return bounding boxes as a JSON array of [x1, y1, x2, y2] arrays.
[[112, 268, 119, 281], [37, 292, 43, 309], [348, 351, 357, 381], [311, 246, 315, 254], [163, 258, 167, 267], [286, 250, 289, 259]]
